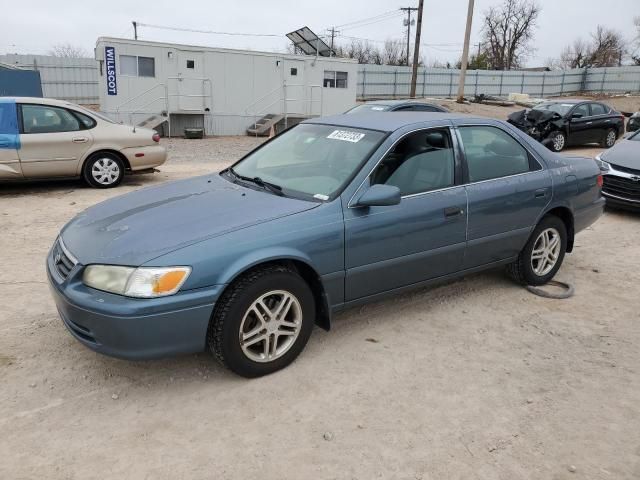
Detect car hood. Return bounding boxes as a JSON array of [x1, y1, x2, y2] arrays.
[[601, 140, 640, 171], [61, 174, 318, 266]]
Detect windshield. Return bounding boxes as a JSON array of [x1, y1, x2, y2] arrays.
[[533, 102, 573, 116], [629, 130, 640, 141], [229, 123, 385, 200], [75, 106, 116, 124], [346, 104, 391, 114]]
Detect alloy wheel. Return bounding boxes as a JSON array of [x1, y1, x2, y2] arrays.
[[531, 227, 561, 276], [239, 290, 303, 363], [553, 133, 565, 151], [91, 158, 121, 185], [606, 130, 616, 147]]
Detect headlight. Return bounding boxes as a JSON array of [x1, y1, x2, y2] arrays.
[[83, 265, 191, 298], [594, 155, 610, 172]]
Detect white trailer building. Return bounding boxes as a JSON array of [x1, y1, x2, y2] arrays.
[[94, 37, 358, 136]]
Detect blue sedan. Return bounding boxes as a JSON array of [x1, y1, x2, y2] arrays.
[[48, 113, 604, 377]]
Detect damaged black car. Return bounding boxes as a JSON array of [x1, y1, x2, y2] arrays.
[[508, 100, 624, 152]]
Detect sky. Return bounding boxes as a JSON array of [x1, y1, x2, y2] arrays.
[[2, 0, 639, 66]]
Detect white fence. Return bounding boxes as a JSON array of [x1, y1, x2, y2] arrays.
[[358, 64, 640, 100], [0, 54, 99, 104], [1, 53, 639, 107]]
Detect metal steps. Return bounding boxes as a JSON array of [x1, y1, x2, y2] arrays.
[[136, 114, 168, 131], [246, 114, 284, 136]]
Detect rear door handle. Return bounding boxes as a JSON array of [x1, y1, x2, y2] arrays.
[[534, 188, 547, 198], [72, 137, 88, 143], [444, 206, 464, 218]]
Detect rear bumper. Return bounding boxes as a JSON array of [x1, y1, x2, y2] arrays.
[[47, 249, 221, 360], [574, 197, 606, 233], [121, 145, 167, 171]]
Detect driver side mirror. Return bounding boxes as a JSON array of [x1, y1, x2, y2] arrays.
[[354, 184, 401, 207], [571, 113, 583, 120]]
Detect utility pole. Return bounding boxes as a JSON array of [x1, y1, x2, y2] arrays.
[[132, 21, 138, 40], [400, 7, 418, 66], [456, 0, 475, 103], [327, 27, 338, 57], [410, 0, 424, 98]]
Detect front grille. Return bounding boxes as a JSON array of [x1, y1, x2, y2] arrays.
[[52, 238, 77, 280], [602, 175, 640, 201], [610, 163, 640, 175]]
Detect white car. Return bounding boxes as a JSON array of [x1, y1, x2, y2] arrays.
[[0, 97, 166, 188]]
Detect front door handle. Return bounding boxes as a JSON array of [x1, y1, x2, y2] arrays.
[[586, 121, 593, 125], [72, 137, 88, 143], [444, 206, 464, 218]]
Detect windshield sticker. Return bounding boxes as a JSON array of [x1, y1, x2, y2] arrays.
[[327, 130, 365, 143], [313, 194, 329, 201], [371, 106, 386, 111], [561, 104, 573, 107]]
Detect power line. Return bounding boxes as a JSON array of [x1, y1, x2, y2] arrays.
[[334, 10, 401, 29], [135, 22, 281, 38], [339, 12, 404, 32]]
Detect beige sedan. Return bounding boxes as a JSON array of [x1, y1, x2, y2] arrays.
[[0, 97, 166, 188]]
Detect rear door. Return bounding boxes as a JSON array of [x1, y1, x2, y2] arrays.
[[18, 103, 94, 178], [456, 123, 551, 268], [589, 102, 614, 139], [0, 100, 22, 179]]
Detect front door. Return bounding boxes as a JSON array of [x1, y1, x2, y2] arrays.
[[566, 103, 593, 145], [18, 103, 94, 178], [283, 58, 305, 115], [344, 127, 467, 301], [456, 124, 551, 268], [175, 50, 207, 112], [0, 100, 22, 180]]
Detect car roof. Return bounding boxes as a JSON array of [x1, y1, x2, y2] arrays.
[[1, 96, 80, 108], [362, 99, 439, 107], [540, 99, 587, 105], [305, 112, 487, 132]]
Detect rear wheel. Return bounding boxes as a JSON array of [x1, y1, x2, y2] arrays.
[[207, 265, 315, 378], [506, 215, 567, 286], [548, 131, 566, 152], [83, 152, 124, 188], [602, 128, 617, 148]]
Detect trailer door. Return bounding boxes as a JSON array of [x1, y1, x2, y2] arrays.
[[175, 50, 207, 112]]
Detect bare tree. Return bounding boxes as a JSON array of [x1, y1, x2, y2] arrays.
[[589, 25, 625, 67], [48, 43, 88, 58], [555, 26, 626, 68], [633, 16, 640, 65], [559, 38, 591, 69], [382, 40, 407, 66], [481, 0, 540, 70]]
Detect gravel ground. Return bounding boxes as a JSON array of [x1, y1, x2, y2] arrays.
[[1, 107, 639, 479]]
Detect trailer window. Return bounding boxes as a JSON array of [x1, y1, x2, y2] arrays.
[[324, 70, 348, 88], [186, 60, 195, 69], [120, 55, 155, 77]]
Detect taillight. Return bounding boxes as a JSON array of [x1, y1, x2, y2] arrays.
[[597, 174, 603, 187], [152, 133, 160, 143]]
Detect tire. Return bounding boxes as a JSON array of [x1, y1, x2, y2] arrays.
[[602, 128, 617, 148], [207, 264, 315, 378], [506, 215, 567, 286], [83, 152, 125, 188], [547, 131, 566, 152]]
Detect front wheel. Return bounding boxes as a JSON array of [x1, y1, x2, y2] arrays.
[[207, 265, 315, 378], [83, 152, 125, 188], [547, 131, 566, 152], [506, 215, 567, 286]]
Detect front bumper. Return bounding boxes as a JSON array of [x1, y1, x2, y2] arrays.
[[47, 245, 222, 360]]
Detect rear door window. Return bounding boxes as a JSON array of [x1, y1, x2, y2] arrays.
[[20, 104, 82, 134], [459, 126, 535, 183], [590, 103, 608, 116]]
